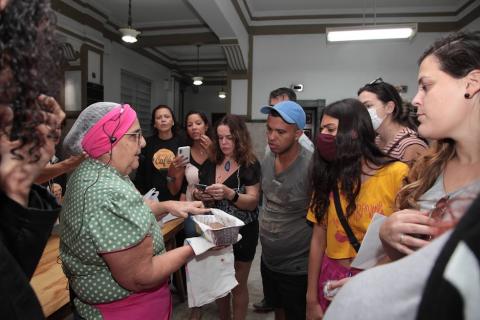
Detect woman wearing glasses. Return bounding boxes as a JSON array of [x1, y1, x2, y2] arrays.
[[134, 104, 188, 201], [358, 78, 428, 164], [323, 31, 480, 319], [60, 102, 209, 320]]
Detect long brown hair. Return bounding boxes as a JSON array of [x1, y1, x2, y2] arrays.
[[396, 140, 455, 209], [397, 31, 480, 209], [213, 114, 257, 167]]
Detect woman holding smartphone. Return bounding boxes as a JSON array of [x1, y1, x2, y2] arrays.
[[177, 111, 213, 320], [194, 114, 261, 320], [134, 105, 187, 201], [180, 111, 213, 202]]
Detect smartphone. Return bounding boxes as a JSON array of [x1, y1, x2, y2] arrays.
[[177, 146, 191, 163], [195, 183, 208, 191]]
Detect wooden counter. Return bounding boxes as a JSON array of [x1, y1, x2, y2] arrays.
[[30, 218, 185, 317], [30, 235, 69, 317]]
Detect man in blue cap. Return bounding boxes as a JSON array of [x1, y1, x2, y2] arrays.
[[257, 100, 313, 320]]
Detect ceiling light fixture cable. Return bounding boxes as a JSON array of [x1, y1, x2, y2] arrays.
[[119, 0, 140, 43], [192, 44, 203, 86]]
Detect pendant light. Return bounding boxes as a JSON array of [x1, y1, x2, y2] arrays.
[[119, 0, 141, 43], [192, 44, 203, 86], [218, 89, 227, 99]]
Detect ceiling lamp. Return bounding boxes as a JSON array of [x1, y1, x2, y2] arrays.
[[326, 24, 417, 42], [119, 0, 140, 43], [192, 44, 203, 86], [218, 89, 227, 99], [192, 76, 203, 86]]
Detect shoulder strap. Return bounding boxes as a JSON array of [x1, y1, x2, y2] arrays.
[[332, 186, 361, 252]]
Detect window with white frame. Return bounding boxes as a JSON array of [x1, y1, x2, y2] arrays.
[[121, 70, 152, 137]]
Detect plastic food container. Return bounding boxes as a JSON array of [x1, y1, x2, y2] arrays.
[[192, 208, 245, 246]]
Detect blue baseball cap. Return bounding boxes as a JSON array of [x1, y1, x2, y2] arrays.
[[261, 100, 306, 129]]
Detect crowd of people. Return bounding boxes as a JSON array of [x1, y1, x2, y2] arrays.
[[1, 0, 479, 319]]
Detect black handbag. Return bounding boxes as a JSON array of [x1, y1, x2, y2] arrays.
[[332, 186, 361, 252]]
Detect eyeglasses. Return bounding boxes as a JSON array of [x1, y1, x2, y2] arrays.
[[427, 194, 477, 239], [124, 130, 143, 144], [366, 77, 384, 86]]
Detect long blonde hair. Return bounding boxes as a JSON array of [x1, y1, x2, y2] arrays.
[[396, 139, 455, 209]]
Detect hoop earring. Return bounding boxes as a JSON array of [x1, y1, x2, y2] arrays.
[[464, 93, 470, 99]]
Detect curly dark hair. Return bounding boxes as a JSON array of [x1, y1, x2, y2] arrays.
[[309, 98, 395, 221], [212, 114, 257, 167], [0, 0, 63, 160]]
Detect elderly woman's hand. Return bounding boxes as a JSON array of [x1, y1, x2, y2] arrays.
[[168, 200, 210, 218], [379, 209, 437, 257]]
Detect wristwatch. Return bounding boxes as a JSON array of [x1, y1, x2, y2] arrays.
[[231, 191, 240, 203], [166, 176, 176, 183]]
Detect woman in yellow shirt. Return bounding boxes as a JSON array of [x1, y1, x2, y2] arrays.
[[306, 98, 409, 319]]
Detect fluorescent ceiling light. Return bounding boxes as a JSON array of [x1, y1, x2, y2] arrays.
[[192, 76, 203, 86], [119, 27, 141, 43], [327, 24, 417, 42]]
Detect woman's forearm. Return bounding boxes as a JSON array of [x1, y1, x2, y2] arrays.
[[307, 224, 327, 303]]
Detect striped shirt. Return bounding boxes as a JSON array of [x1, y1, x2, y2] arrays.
[[376, 127, 428, 162]]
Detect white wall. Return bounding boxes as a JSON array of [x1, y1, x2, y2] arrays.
[[251, 32, 447, 120], [230, 79, 248, 115], [102, 41, 171, 106], [56, 12, 174, 112], [183, 85, 227, 124]]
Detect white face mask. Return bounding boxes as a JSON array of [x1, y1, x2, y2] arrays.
[[368, 107, 385, 130]]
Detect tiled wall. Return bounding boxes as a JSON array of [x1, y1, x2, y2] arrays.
[[246, 122, 267, 160]]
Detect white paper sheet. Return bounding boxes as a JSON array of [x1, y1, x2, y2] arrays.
[[350, 213, 387, 270]]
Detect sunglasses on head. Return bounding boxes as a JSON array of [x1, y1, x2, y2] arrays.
[[366, 77, 384, 86]]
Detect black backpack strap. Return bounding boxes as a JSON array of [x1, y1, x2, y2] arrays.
[[332, 186, 361, 252]]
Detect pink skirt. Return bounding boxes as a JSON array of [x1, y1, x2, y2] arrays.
[[95, 282, 172, 320], [318, 255, 361, 311]]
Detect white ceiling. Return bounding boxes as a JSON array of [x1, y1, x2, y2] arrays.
[[64, 0, 477, 81]]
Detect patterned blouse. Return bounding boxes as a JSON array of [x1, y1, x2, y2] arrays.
[[60, 158, 165, 319], [376, 127, 428, 162]]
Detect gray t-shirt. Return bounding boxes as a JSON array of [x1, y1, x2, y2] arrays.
[[260, 145, 313, 275], [325, 177, 480, 320]]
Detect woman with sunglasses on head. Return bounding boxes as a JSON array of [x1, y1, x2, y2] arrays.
[[306, 99, 409, 319], [358, 78, 428, 164], [195, 114, 261, 320], [134, 104, 188, 201], [323, 30, 480, 320], [60, 102, 209, 320]]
